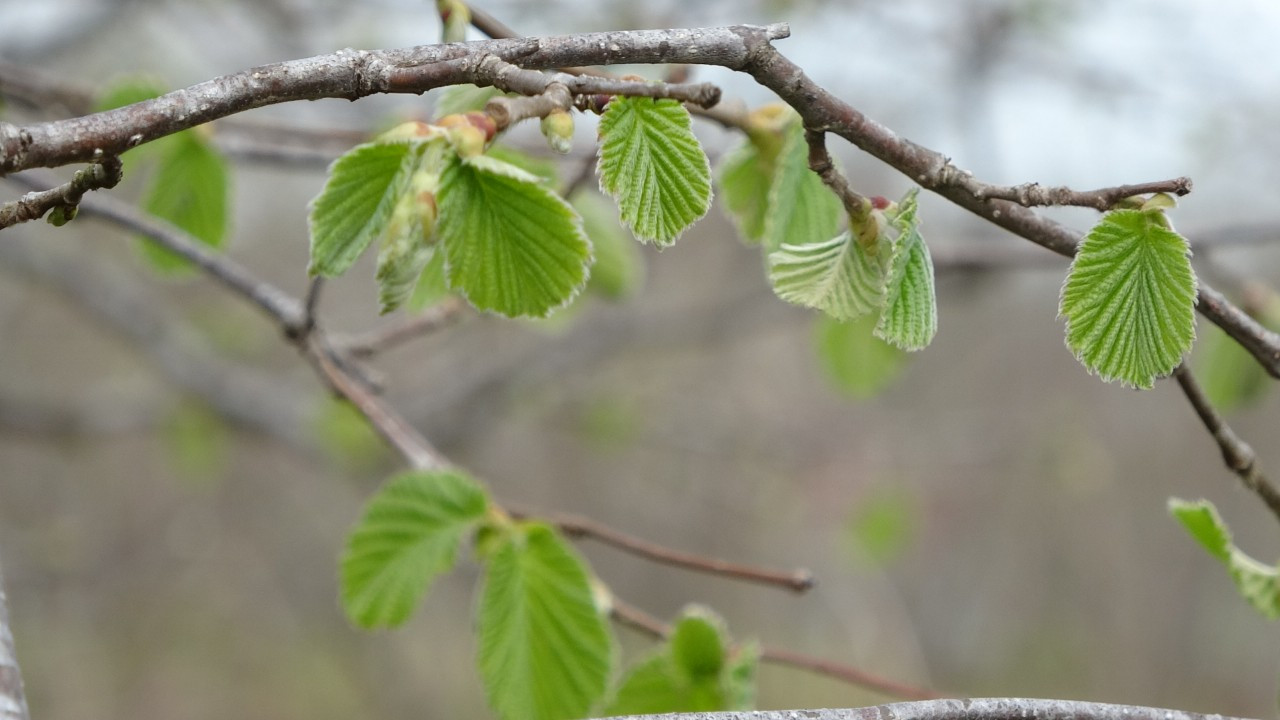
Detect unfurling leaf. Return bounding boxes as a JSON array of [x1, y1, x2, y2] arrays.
[[478, 523, 613, 720], [768, 230, 886, 320], [1060, 209, 1197, 388], [761, 117, 842, 252], [875, 189, 937, 351], [1169, 498, 1280, 619], [341, 470, 489, 628], [438, 155, 591, 318], [375, 167, 441, 313], [597, 96, 711, 245]]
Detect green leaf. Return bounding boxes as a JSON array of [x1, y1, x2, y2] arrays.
[[434, 84, 504, 118], [760, 118, 842, 252], [847, 485, 916, 565], [670, 609, 726, 679], [1060, 209, 1198, 388], [1195, 319, 1271, 412], [477, 523, 613, 720], [768, 230, 886, 320], [309, 141, 421, 277], [723, 642, 759, 711], [486, 144, 560, 186], [375, 166, 441, 314], [815, 314, 906, 399], [438, 155, 591, 318], [716, 140, 774, 243], [1169, 498, 1280, 619], [875, 190, 937, 351], [406, 247, 450, 311], [341, 469, 489, 629], [597, 96, 711, 245], [575, 191, 643, 300], [138, 131, 230, 272]]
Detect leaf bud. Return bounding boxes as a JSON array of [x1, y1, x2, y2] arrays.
[[540, 110, 574, 154]]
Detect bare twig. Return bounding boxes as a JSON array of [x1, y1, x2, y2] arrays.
[[605, 700, 1249, 720], [1172, 363, 1280, 523], [0, 155, 121, 229], [804, 128, 867, 221], [935, 169, 1193, 211], [0, 564, 30, 720], [608, 597, 940, 701], [338, 296, 469, 358], [521, 510, 814, 592]]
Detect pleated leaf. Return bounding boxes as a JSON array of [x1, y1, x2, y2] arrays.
[[478, 523, 613, 720], [340, 470, 489, 629], [1169, 498, 1280, 619], [438, 155, 591, 318], [309, 142, 419, 277], [875, 190, 937, 351], [597, 96, 711, 245], [768, 230, 885, 320], [760, 119, 842, 252], [1060, 209, 1197, 388]]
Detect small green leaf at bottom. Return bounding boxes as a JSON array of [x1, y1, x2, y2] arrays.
[[340, 470, 489, 628], [477, 523, 613, 720], [1060, 209, 1197, 388], [1169, 498, 1280, 619]]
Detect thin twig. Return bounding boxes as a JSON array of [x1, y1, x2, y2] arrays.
[[338, 296, 469, 358], [607, 700, 1248, 720], [608, 597, 940, 701], [521, 509, 814, 592], [1172, 363, 1280, 524], [0, 155, 121, 229], [804, 128, 867, 221], [936, 169, 1193, 211], [0, 564, 30, 720]]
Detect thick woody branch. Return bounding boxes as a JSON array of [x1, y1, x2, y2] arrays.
[[0, 565, 30, 720], [0, 155, 121, 229], [1172, 363, 1280, 524], [607, 700, 1249, 720]]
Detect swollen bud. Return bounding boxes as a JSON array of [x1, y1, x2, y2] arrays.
[[540, 110, 574, 154], [438, 112, 497, 158], [377, 120, 444, 144], [870, 196, 891, 210]]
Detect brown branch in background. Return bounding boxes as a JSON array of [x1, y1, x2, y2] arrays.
[[0, 155, 121, 230], [1172, 363, 1280, 524], [521, 509, 814, 592], [610, 700, 1248, 720], [935, 168, 1193, 211], [338, 296, 468, 359], [0, 564, 30, 720], [608, 596, 940, 701]]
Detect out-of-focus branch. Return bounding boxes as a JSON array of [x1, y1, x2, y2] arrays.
[[1172, 363, 1280, 524], [336, 296, 468, 359], [517, 509, 814, 592], [605, 700, 1248, 720], [0, 564, 31, 720], [608, 597, 940, 701]]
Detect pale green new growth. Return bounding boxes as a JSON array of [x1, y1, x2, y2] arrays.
[[1060, 209, 1197, 389], [1169, 498, 1280, 619], [875, 190, 937, 351], [309, 142, 419, 277], [597, 96, 711, 246], [815, 314, 905, 399], [437, 155, 591, 318], [769, 230, 885, 320], [340, 470, 489, 629], [140, 131, 230, 272], [717, 141, 773, 243], [478, 523, 613, 720], [761, 118, 842, 252]]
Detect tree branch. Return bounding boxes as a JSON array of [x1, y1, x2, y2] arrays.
[[0, 155, 121, 229], [0, 564, 30, 720], [603, 700, 1251, 720], [934, 171, 1193, 211], [1171, 363, 1280, 523]]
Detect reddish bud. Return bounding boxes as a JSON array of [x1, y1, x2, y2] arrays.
[[870, 195, 891, 210]]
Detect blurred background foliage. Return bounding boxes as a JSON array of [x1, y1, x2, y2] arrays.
[[1, 0, 1279, 718]]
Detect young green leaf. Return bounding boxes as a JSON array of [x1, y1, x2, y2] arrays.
[[597, 96, 711, 245], [375, 167, 441, 314], [1060, 209, 1197, 388], [138, 131, 230, 272], [575, 190, 644, 300], [670, 609, 726, 679], [433, 84, 504, 118], [477, 522, 613, 720], [407, 248, 450, 311], [340, 470, 489, 629], [438, 155, 591, 318], [768, 230, 886, 320], [1195, 320, 1272, 412], [760, 118, 842, 252], [723, 641, 760, 711], [485, 143, 560, 186], [1169, 498, 1280, 619], [875, 190, 937, 351], [815, 314, 906, 399], [309, 141, 420, 277], [717, 140, 774, 243]]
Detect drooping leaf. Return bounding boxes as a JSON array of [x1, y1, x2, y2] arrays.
[[815, 314, 906, 399], [768, 230, 886, 320], [1169, 498, 1280, 619], [375, 164, 442, 314], [477, 523, 613, 720], [438, 155, 591, 318], [341, 470, 489, 629], [597, 96, 711, 245], [760, 118, 842, 252], [135, 132, 229, 272], [717, 140, 774, 243], [407, 246, 450, 311], [575, 190, 643, 299], [309, 141, 420, 277], [875, 190, 937, 351], [1060, 209, 1197, 388], [1195, 319, 1271, 412]]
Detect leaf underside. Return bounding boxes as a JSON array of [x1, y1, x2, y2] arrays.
[[875, 190, 937, 351]]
